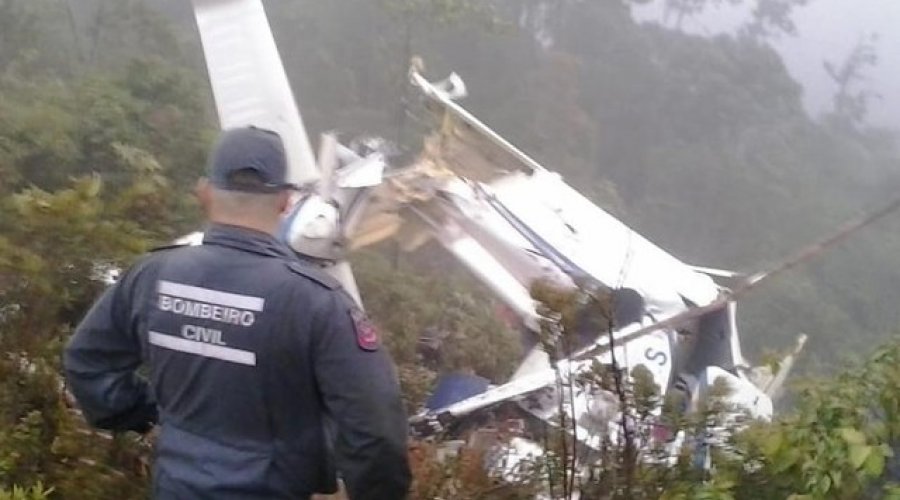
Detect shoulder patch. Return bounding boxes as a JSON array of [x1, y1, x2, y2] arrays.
[[285, 261, 342, 290], [350, 308, 380, 352]]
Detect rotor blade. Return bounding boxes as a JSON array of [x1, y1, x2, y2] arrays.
[[191, 0, 318, 185], [574, 193, 900, 361]]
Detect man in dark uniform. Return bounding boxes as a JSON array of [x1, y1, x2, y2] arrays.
[[64, 127, 412, 499]]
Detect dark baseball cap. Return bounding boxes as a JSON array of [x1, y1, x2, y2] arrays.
[[207, 126, 297, 193]]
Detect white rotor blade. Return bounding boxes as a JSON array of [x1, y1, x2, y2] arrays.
[[192, 0, 318, 185]]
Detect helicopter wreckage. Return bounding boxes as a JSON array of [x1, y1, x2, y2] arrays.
[[183, 0, 816, 482]]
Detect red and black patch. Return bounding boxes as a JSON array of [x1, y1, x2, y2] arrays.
[[350, 309, 379, 352]]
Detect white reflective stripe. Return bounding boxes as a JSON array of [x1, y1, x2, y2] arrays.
[[158, 280, 265, 311], [149, 331, 257, 366]]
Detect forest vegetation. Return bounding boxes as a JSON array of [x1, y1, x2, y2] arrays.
[[1, 0, 899, 498]]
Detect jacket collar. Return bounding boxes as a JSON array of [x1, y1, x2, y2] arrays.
[[201, 223, 295, 259]]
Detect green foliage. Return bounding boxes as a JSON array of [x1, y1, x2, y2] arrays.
[[0, 173, 168, 498], [640, 338, 900, 500], [0, 3, 209, 497], [521, 285, 900, 499], [409, 440, 539, 499], [0, 339, 151, 498], [725, 340, 900, 498], [0, 482, 53, 500], [1, 0, 899, 498], [352, 248, 522, 410]]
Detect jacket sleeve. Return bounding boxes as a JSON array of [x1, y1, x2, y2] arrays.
[[63, 265, 157, 433], [311, 291, 412, 500]]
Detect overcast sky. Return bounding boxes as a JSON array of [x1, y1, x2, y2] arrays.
[[633, 0, 899, 131]]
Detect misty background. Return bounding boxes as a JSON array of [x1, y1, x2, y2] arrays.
[[6, 0, 900, 374], [635, 0, 900, 130]]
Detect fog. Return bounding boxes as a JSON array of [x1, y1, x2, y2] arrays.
[[6, 2, 900, 495], [4, 0, 900, 370], [634, 0, 900, 130]]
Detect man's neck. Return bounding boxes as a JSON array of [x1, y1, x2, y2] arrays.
[[207, 215, 278, 236]]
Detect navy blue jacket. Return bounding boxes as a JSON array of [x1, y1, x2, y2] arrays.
[[64, 224, 411, 499]]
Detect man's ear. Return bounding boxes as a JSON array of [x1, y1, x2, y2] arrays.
[[196, 178, 212, 213], [276, 190, 292, 215]]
